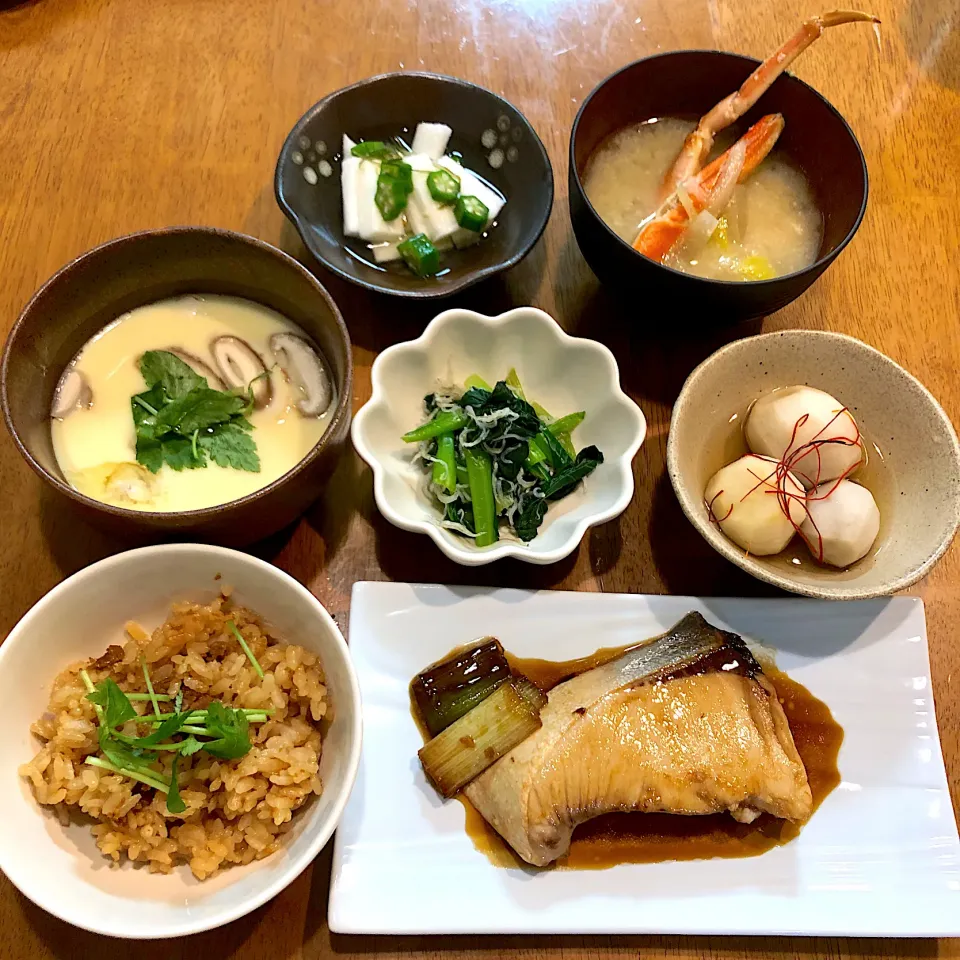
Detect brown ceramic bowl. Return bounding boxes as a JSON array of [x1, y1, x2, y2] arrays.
[[275, 72, 554, 299], [1, 227, 353, 546], [569, 51, 869, 323]]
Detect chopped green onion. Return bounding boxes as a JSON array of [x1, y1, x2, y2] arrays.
[[454, 195, 489, 232], [427, 169, 460, 204], [351, 140, 397, 159], [397, 233, 440, 278], [227, 620, 264, 679], [403, 409, 468, 443]]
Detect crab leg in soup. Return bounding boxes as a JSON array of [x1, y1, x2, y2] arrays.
[[660, 10, 880, 197]]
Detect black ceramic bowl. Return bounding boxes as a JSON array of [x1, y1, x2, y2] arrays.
[[275, 72, 554, 299], [1, 228, 353, 547], [569, 51, 868, 322]]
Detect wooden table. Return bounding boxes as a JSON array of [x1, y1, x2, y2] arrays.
[[2, 0, 958, 956]]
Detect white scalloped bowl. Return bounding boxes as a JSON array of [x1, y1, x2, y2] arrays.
[[351, 307, 646, 565]]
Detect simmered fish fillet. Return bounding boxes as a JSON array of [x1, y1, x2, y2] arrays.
[[464, 613, 812, 866]]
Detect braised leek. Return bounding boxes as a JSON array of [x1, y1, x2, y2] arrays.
[[418, 678, 544, 797], [412, 639, 511, 736]]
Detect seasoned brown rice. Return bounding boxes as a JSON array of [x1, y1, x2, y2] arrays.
[[19, 595, 328, 880]]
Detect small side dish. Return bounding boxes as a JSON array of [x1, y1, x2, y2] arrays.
[[51, 294, 336, 512], [583, 10, 878, 280], [20, 595, 329, 880], [411, 612, 836, 868], [341, 122, 506, 277], [704, 384, 881, 568], [402, 369, 603, 545]]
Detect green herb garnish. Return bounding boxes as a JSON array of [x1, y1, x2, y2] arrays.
[[81, 660, 271, 815], [131, 350, 261, 475], [227, 620, 264, 679]]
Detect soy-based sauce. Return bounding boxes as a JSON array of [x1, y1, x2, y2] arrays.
[[451, 644, 843, 869]]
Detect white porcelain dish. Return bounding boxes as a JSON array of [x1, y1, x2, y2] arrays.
[[351, 307, 646, 565], [0, 545, 362, 939], [330, 582, 960, 937]]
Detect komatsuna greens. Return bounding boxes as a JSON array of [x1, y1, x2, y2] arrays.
[[402, 369, 603, 545]]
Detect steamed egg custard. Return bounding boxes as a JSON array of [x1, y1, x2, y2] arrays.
[[51, 295, 336, 512]]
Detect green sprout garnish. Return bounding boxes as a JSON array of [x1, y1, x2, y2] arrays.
[[228, 620, 264, 679], [80, 661, 272, 815]]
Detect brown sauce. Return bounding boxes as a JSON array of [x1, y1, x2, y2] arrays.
[[439, 644, 844, 869]]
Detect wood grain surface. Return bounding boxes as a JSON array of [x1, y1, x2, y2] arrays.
[[2, 0, 959, 956]]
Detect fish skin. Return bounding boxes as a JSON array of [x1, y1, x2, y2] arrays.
[[464, 613, 813, 867]]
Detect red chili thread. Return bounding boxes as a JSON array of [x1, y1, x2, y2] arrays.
[[715, 410, 865, 565]]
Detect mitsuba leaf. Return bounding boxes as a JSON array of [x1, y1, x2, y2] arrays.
[[156, 387, 246, 435], [179, 735, 204, 757], [161, 434, 204, 471], [136, 436, 164, 474], [98, 725, 158, 770], [87, 678, 137, 729], [539, 446, 604, 499], [140, 350, 206, 400], [197, 420, 260, 472], [127, 712, 191, 749], [165, 753, 186, 814], [200, 702, 251, 759], [131, 384, 166, 433]]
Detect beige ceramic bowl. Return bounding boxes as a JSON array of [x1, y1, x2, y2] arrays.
[[667, 330, 960, 599]]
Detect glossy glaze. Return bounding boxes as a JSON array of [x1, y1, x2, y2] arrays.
[[459, 657, 841, 868]]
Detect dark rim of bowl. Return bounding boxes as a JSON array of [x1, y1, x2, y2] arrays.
[[274, 71, 555, 299], [0, 226, 354, 521], [569, 50, 870, 289]]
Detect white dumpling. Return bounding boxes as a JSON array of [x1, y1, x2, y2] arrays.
[[703, 455, 807, 556], [745, 385, 863, 489], [800, 479, 880, 568]]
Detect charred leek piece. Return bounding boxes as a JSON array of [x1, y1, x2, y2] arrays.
[[412, 639, 511, 736], [418, 678, 544, 797]]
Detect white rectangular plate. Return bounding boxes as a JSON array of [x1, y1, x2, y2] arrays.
[[331, 584, 960, 937]]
